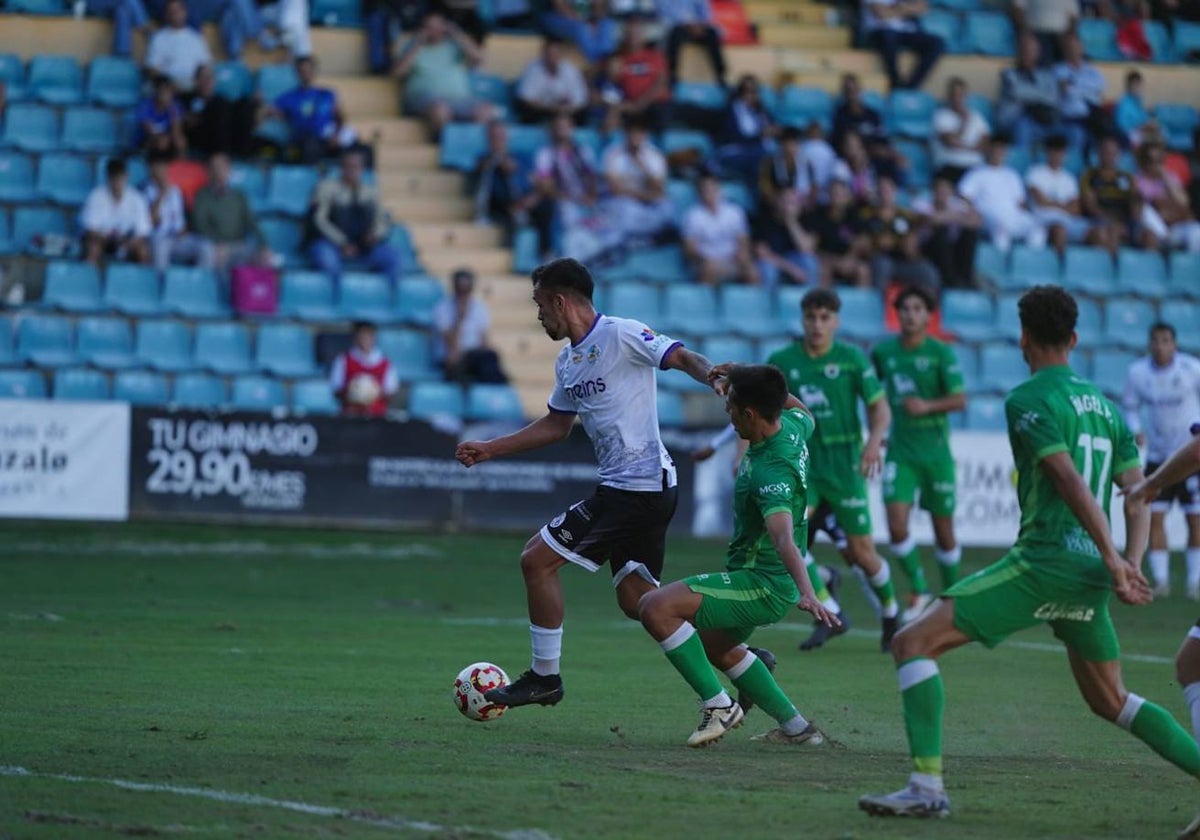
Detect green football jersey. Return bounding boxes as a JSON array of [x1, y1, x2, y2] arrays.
[[1005, 366, 1140, 564], [872, 336, 964, 463], [726, 408, 815, 589], [768, 340, 884, 450]]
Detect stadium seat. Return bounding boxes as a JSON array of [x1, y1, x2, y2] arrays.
[[440, 122, 487, 171], [942, 289, 998, 342], [1154, 103, 1199, 152], [1176, 21, 1200, 61], [469, 72, 512, 116], [11, 205, 69, 253], [96, 154, 147, 189], [506, 125, 547, 162], [836, 287, 887, 340], [955, 345, 981, 392], [135, 319, 193, 371], [922, 9, 964, 53], [387, 224, 420, 274], [1008, 245, 1061, 289], [409, 381, 464, 420], [893, 139, 932, 189], [86, 56, 141, 108], [339, 272, 393, 321], [213, 61, 252, 100], [1169, 253, 1200, 299], [312, 0, 362, 25], [605, 282, 662, 322], [104, 264, 162, 316], [1170, 301, 1200, 353], [979, 343, 1027, 392], [195, 321, 256, 375], [1078, 18, 1122, 61], [888, 90, 938, 139], [0, 208, 12, 256], [973, 241, 1007, 286], [1142, 19, 1176, 62], [966, 92, 993, 124], [774, 286, 805, 336], [1103, 298, 1157, 348], [662, 129, 714, 158], [28, 55, 83, 105], [256, 323, 317, 377], [41, 261, 103, 312], [259, 217, 304, 264], [1062, 246, 1116, 296], [0, 367, 47, 398], [1089, 348, 1137, 398], [965, 394, 1006, 429], [279, 271, 338, 320], [172, 372, 227, 408], [35, 152, 93, 205], [76, 316, 136, 369], [162, 267, 227, 318], [0, 54, 27, 101], [256, 62, 300, 102], [17, 314, 77, 366], [265, 165, 319, 217], [672, 81, 727, 110], [230, 162, 268, 211], [965, 11, 1015, 56], [465, 383, 525, 422], [0, 151, 36, 202], [6, 0, 64, 14], [1117, 248, 1168, 297], [511, 226, 538, 274], [0, 317, 13, 363], [1073, 298, 1104, 348], [113, 369, 170, 405], [395, 275, 445, 326], [778, 86, 833, 130], [720, 180, 754, 213], [290, 378, 339, 415], [1, 104, 60, 153], [623, 245, 689, 284], [720, 285, 781, 337], [661, 285, 721, 336], [378, 328, 437, 382], [230, 374, 286, 412], [656, 389, 685, 428], [699, 335, 756, 365], [61, 107, 118, 153], [54, 366, 110, 400]]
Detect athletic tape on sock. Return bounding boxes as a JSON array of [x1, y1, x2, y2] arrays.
[[1116, 692, 1146, 731], [897, 658, 940, 692], [1149, 550, 1170, 586], [723, 650, 757, 681], [1189, 626, 1200, 643], [1187, 549, 1200, 587], [659, 622, 695, 653], [935, 546, 962, 566], [870, 562, 892, 587], [891, 535, 918, 557], [530, 623, 564, 675]]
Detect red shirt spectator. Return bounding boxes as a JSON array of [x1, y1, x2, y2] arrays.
[[330, 321, 399, 417]]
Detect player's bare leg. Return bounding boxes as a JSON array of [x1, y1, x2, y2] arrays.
[[1185, 513, 1200, 600], [844, 533, 900, 651], [887, 501, 931, 622], [1150, 510, 1172, 597], [1177, 630, 1200, 742], [931, 515, 962, 591]]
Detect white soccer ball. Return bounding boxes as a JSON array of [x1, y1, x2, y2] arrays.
[[453, 662, 509, 722], [346, 373, 381, 406]]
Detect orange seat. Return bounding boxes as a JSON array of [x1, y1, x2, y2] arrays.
[[167, 159, 209, 211], [713, 0, 757, 45], [884, 283, 952, 340]]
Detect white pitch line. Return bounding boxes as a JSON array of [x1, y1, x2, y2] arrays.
[[0, 766, 555, 840]]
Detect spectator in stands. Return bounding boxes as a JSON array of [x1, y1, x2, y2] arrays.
[[220, 0, 312, 59], [1011, 0, 1080, 65], [81, 159, 152, 267], [913, 172, 982, 288], [309, 149, 403, 292], [530, 112, 601, 259], [193, 152, 272, 282], [997, 31, 1063, 152], [267, 56, 362, 164], [602, 19, 671, 134], [88, 0, 151, 58], [931, 77, 990, 184], [658, 0, 727, 88], [145, 0, 212, 95], [759, 127, 808, 215], [753, 172, 820, 289], [393, 10, 492, 138], [1026, 133, 1094, 254], [801, 178, 872, 287], [473, 120, 537, 239], [832, 73, 904, 185], [331, 320, 398, 417], [715, 75, 777, 190], [515, 38, 590, 124], [1115, 70, 1155, 148], [832, 131, 880, 203], [799, 122, 841, 203], [857, 174, 940, 291], [365, 0, 426, 74], [542, 0, 620, 65], [437, 0, 488, 44], [682, 174, 758, 285], [861, 0, 945, 91], [143, 152, 208, 272], [958, 133, 1048, 252], [1081, 133, 1153, 251], [1053, 32, 1106, 157], [183, 64, 258, 158], [1136, 141, 1200, 252], [434, 268, 508, 383], [133, 76, 187, 158], [601, 115, 676, 244]]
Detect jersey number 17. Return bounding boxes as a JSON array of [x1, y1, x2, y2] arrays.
[[1076, 433, 1113, 500]]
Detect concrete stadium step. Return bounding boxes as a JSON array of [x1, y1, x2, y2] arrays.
[[327, 77, 399, 119], [356, 118, 429, 146], [744, 0, 831, 24], [760, 25, 850, 50], [423, 247, 513, 276], [384, 196, 476, 223], [780, 68, 890, 94], [376, 170, 465, 198], [407, 222, 503, 250], [375, 145, 441, 170], [778, 48, 881, 77]]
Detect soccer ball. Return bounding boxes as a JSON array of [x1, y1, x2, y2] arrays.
[[346, 373, 381, 406], [453, 662, 509, 721]]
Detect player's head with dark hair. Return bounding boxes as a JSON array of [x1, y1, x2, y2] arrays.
[[801, 288, 840, 314], [531, 258, 596, 342], [1150, 321, 1178, 365], [725, 364, 789, 434], [895, 284, 935, 338], [894, 284, 936, 313], [351, 320, 377, 352], [801, 288, 840, 350], [1018, 285, 1077, 353]]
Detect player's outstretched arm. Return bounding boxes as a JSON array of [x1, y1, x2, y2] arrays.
[[663, 347, 717, 391], [1125, 436, 1200, 505], [455, 411, 576, 467], [903, 392, 966, 417], [1116, 465, 1150, 573], [765, 511, 841, 627]]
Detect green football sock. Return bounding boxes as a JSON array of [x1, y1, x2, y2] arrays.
[[662, 624, 726, 704], [936, 546, 962, 589], [804, 553, 833, 603], [870, 560, 900, 619], [891, 537, 929, 596], [1123, 695, 1200, 777], [728, 656, 798, 724], [898, 657, 944, 777]]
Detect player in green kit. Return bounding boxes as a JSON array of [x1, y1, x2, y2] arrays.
[[639, 364, 840, 747], [860, 286, 1200, 828], [767, 288, 901, 652], [872, 286, 967, 621]]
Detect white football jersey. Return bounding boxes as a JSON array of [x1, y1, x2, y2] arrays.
[[1122, 353, 1200, 462], [548, 315, 681, 492]]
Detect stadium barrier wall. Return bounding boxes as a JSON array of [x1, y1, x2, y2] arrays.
[[0, 399, 131, 521]]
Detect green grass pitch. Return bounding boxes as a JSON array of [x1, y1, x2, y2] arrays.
[[3, 520, 1200, 839]]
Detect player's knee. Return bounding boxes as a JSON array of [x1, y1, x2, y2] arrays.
[[519, 542, 555, 579], [890, 626, 923, 662]]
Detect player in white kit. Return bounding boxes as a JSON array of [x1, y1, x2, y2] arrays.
[[1122, 322, 1200, 599], [455, 258, 722, 708]]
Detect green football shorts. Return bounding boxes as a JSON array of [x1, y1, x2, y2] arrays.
[[809, 472, 873, 536], [947, 551, 1120, 662], [686, 569, 797, 644], [883, 456, 957, 517]]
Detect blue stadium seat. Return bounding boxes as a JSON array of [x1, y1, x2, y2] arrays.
[[54, 366, 109, 400], [507, 125, 547, 161], [465, 383, 524, 422], [979, 343, 1027, 392], [0, 368, 46, 398], [656, 389, 685, 428], [894, 139, 932, 189], [1089, 348, 1137, 398], [17, 314, 77, 366], [888, 90, 938, 139], [0, 151, 36, 202], [778, 86, 833, 130], [36, 152, 93, 205], [440, 122, 487, 171], [1, 104, 60, 153], [42, 260, 103, 312], [965, 394, 1006, 430], [922, 9, 964, 53], [86, 56, 141, 108], [510, 226, 538, 274], [1171, 301, 1200, 354], [469, 72, 512, 115], [230, 162, 268, 211], [259, 217, 304, 264], [955, 345, 981, 392], [162, 267, 227, 318], [113, 369, 170, 405], [290, 378, 339, 415], [280, 271, 338, 320], [1169, 253, 1200, 299], [1078, 18, 1122, 61], [1142, 20, 1176, 62], [61, 107, 118, 153], [623, 245, 689, 284], [12, 205, 69, 253], [195, 321, 256, 375], [720, 285, 781, 337], [135, 319, 193, 371], [378, 328, 437, 381], [605, 282, 662, 321], [230, 375, 286, 412], [1062, 246, 1116, 296], [662, 129, 714, 158], [76, 316, 136, 369], [257, 62, 300, 102], [1008, 245, 1061, 289], [6, 0, 65, 14], [667, 179, 697, 216], [312, 0, 363, 25], [0, 208, 12, 256], [409, 381, 464, 420], [672, 81, 727, 110], [942, 289, 998, 342], [973, 241, 1007, 286], [0, 54, 28, 102], [1176, 21, 1200, 61], [96, 154, 147, 189], [172, 372, 228, 408], [104, 264, 162, 316], [775, 286, 806, 335], [1154, 103, 1199, 152], [662, 285, 721, 336], [214, 61, 253, 99], [28, 55, 83, 105], [720, 180, 754, 213], [1117, 248, 1168, 297], [396, 276, 444, 326], [993, 292, 1024, 341], [339, 272, 393, 321], [387, 225, 420, 274], [836, 287, 886, 340], [699, 335, 756, 365], [0, 317, 13, 363], [1074, 298, 1103, 348], [265, 165, 319, 217], [1103, 297, 1157, 348], [932, 0, 978, 9], [256, 323, 317, 377], [965, 11, 1015, 55]]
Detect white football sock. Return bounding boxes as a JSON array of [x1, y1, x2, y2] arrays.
[[1149, 550, 1170, 588], [910, 771, 944, 792], [1183, 682, 1200, 742], [870, 562, 900, 618], [781, 713, 810, 736], [1187, 549, 1200, 590], [530, 624, 562, 676], [935, 546, 962, 567]]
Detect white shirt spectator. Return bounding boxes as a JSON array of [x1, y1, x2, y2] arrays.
[[142, 181, 187, 237], [959, 162, 1045, 250], [657, 0, 714, 25], [145, 26, 212, 92], [434, 296, 491, 356], [932, 106, 990, 170], [682, 200, 748, 262], [329, 347, 399, 395], [800, 137, 838, 195], [603, 141, 668, 194], [516, 59, 589, 111], [81, 184, 152, 238], [1013, 0, 1080, 34], [534, 143, 598, 204], [1025, 163, 1079, 206], [863, 0, 920, 32], [1123, 353, 1200, 463], [1054, 60, 1105, 120]]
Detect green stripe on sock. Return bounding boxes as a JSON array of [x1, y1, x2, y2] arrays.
[[664, 630, 725, 703]]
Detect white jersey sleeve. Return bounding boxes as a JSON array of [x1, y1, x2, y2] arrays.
[[615, 319, 683, 369], [1124, 354, 1200, 462]]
